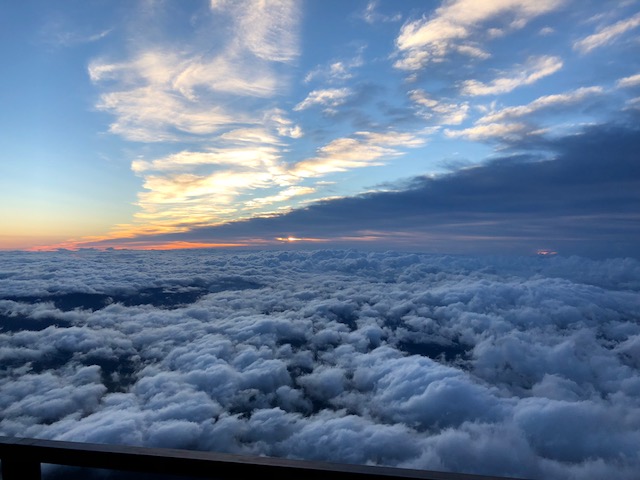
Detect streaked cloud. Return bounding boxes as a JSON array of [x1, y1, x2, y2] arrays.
[[210, 0, 300, 62], [89, 1, 301, 143], [244, 186, 316, 210], [394, 0, 565, 70], [574, 12, 640, 54], [294, 88, 353, 114], [304, 50, 365, 84], [617, 73, 640, 88], [291, 130, 428, 177], [360, 1, 402, 24], [477, 86, 604, 123], [409, 89, 469, 125], [461, 56, 563, 96], [445, 122, 529, 142]]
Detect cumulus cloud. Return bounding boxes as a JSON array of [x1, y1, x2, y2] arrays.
[[394, 0, 565, 70], [1, 248, 640, 479], [574, 12, 640, 54], [460, 56, 563, 96]]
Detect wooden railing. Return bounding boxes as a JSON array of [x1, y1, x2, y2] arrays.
[[0, 436, 525, 480]]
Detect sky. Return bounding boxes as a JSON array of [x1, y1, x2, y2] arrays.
[[1, 0, 640, 256]]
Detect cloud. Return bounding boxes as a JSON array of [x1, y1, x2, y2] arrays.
[[409, 89, 469, 125], [360, 1, 402, 24], [394, 0, 565, 70], [243, 186, 316, 211], [461, 56, 563, 96], [89, 1, 301, 143], [210, 0, 300, 62], [444, 122, 529, 141], [293, 88, 353, 113], [574, 12, 640, 54], [291, 130, 428, 178], [476, 86, 604, 123], [1, 247, 640, 479], [87, 117, 640, 258], [89, 49, 279, 142], [304, 50, 365, 84], [617, 73, 640, 89]]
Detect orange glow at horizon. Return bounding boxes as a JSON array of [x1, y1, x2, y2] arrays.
[[27, 240, 252, 252]]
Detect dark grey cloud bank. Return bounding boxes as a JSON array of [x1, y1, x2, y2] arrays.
[[1, 249, 640, 479], [88, 117, 640, 258]]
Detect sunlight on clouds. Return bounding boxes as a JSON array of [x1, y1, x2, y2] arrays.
[[574, 12, 640, 54], [477, 86, 604, 123], [304, 48, 365, 84], [461, 56, 563, 96], [445, 122, 528, 142], [292, 131, 428, 177], [98, 88, 242, 142], [617, 73, 640, 89], [211, 0, 300, 62], [360, 1, 402, 24], [88, 1, 301, 143], [294, 88, 353, 114], [131, 148, 284, 173], [110, 126, 430, 245], [409, 89, 469, 125], [244, 186, 316, 210], [394, 0, 564, 70]]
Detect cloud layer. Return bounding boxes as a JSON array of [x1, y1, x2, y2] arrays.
[[1, 249, 640, 479], [82, 117, 640, 258]]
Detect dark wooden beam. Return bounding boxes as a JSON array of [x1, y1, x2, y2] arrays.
[[0, 436, 526, 480]]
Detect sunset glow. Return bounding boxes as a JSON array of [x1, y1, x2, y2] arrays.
[[0, 0, 638, 257]]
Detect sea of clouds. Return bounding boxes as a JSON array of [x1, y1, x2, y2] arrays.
[[1, 249, 639, 479]]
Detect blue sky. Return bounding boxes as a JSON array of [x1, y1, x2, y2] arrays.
[[1, 0, 639, 256]]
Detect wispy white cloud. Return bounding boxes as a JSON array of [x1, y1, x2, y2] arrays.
[[89, 1, 302, 143], [409, 89, 469, 125], [394, 0, 565, 70], [131, 147, 284, 174], [96, 86, 244, 142], [445, 122, 529, 141], [477, 86, 604, 123], [360, 1, 402, 24], [617, 73, 640, 88], [83, 1, 309, 237], [211, 0, 300, 62], [461, 56, 563, 96], [294, 88, 353, 114], [244, 186, 316, 210], [574, 12, 640, 54], [115, 124, 429, 238], [304, 50, 365, 84], [291, 130, 428, 177]]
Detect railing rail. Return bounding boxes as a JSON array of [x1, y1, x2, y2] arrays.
[[0, 436, 525, 480]]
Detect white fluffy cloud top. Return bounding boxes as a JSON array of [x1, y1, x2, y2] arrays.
[[1, 249, 639, 479]]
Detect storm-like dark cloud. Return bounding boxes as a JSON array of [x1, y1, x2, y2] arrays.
[[89, 117, 640, 258], [1, 249, 640, 479]]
